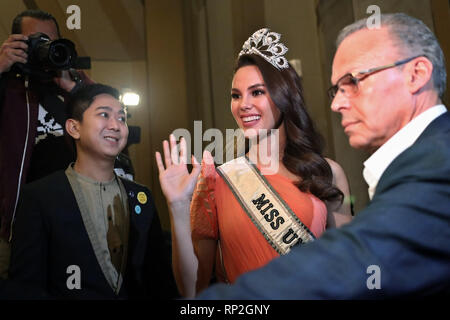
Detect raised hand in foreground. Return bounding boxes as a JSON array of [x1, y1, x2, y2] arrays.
[[156, 134, 201, 205], [155, 134, 206, 298]]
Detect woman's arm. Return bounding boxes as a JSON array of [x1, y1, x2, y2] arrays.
[[325, 158, 353, 228], [156, 135, 215, 298], [166, 199, 198, 298], [193, 238, 217, 295]]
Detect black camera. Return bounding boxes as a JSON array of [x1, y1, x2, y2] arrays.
[[14, 32, 90, 78]]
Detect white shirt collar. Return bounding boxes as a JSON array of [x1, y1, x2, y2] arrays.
[[363, 105, 447, 199]]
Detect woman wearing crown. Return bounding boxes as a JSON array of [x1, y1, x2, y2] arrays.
[[156, 28, 352, 298]]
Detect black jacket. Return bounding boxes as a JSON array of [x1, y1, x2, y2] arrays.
[[8, 170, 178, 300]]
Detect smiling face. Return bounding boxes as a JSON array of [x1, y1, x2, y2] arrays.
[[231, 65, 282, 138], [69, 94, 128, 161], [331, 27, 414, 152]]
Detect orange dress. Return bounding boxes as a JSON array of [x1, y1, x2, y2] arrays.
[[190, 161, 327, 283]]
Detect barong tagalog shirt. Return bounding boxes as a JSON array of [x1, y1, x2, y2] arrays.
[[65, 165, 130, 293]]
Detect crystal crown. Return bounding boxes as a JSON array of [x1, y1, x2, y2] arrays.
[[239, 28, 289, 70]]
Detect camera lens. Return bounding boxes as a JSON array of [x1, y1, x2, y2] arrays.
[[50, 42, 71, 66], [17, 32, 79, 75]]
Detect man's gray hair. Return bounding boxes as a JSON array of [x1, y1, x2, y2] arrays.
[[336, 13, 446, 98]]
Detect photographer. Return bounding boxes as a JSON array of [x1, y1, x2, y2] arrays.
[[0, 9, 92, 279]]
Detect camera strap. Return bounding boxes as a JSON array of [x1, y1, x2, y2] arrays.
[[9, 76, 31, 241], [68, 69, 84, 93]]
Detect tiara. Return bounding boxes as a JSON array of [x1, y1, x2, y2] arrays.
[[239, 28, 289, 70]]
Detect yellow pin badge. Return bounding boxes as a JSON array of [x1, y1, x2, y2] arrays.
[[137, 192, 147, 205]]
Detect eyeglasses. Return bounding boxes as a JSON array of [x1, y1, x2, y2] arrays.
[[327, 55, 423, 100]]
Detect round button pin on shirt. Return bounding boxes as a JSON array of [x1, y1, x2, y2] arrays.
[[135, 205, 141, 214]]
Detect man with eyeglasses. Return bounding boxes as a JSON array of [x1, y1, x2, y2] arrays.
[[195, 13, 449, 299]]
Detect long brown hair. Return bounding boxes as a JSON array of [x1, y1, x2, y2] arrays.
[[235, 54, 343, 203]]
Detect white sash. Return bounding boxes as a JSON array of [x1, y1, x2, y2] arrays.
[[217, 157, 315, 255]]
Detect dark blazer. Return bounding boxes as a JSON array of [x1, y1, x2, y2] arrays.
[[8, 171, 178, 300], [198, 112, 450, 299]]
